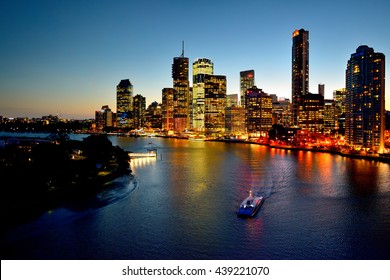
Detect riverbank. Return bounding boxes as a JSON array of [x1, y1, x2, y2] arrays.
[[206, 138, 390, 163]]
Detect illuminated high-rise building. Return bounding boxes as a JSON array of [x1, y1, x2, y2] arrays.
[[333, 88, 347, 130], [172, 43, 190, 132], [192, 58, 214, 131], [226, 94, 239, 108], [323, 99, 335, 133], [240, 70, 255, 107], [116, 79, 133, 128], [162, 88, 175, 132], [133, 94, 146, 129], [225, 106, 245, 135], [345, 45, 385, 152], [292, 28, 309, 127], [204, 74, 226, 135], [95, 105, 113, 131], [245, 86, 273, 137], [299, 93, 324, 132]]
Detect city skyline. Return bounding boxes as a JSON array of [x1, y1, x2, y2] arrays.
[[1, 0, 390, 119]]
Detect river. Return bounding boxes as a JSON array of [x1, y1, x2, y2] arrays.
[[1, 135, 390, 259]]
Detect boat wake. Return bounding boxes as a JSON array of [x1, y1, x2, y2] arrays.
[[1, 176, 139, 245], [94, 175, 138, 208]]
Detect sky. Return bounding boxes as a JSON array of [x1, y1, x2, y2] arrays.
[[1, 0, 390, 119]]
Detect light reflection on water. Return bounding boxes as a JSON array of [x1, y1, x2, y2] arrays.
[[2, 136, 390, 259]]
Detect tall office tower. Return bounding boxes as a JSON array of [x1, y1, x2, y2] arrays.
[[225, 106, 246, 135], [162, 88, 175, 132], [192, 58, 214, 131], [272, 98, 291, 127], [245, 86, 273, 137], [318, 84, 325, 97], [172, 43, 190, 132], [226, 94, 239, 107], [144, 101, 162, 129], [292, 28, 309, 127], [117, 79, 133, 128], [323, 99, 335, 133], [240, 70, 255, 107], [299, 93, 324, 132], [333, 88, 347, 130], [204, 75, 226, 135], [345, 45, 385, 152], [95, 105, 113, 131], [133, 94, 146, 129]]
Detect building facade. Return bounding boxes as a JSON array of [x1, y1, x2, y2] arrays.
[[204, 74, 226, 135], [133, 94, 146, 129], [298, 93, 324, 132], [333, 88, 347, 131], [192, 58, 214, 131], [162, 88, 175, 132], [291, 28, 309, 127], [116, 79, 133, 128], [245, 86, 273, 137], [172, 51, 190, 132], [95, 105, 113, 131], [345, 45, 386, 151], [323, 99, 335, 133], [225, 106, 246, 135], [240, 70, 255, 107]]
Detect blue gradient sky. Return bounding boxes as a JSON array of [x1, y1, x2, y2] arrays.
[[1, 0, 389, 119]]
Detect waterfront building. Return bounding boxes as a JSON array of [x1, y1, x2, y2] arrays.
[[272, 97, 291, 127], [245, 86, 273, 137], [345, 45, 386, 152], [192, 58, 214, 131], [144, 101, 162, 129], [172, 44, 190, 132], [323, 99, 335, 133], [291, 28, 309, 127], [95, 105, 113, 131], [333, 88, 347, 130], [240, 70, 255, 107], [162, 88, 175, 132], [117, 79, 133, 128], [225, 106, 246, 135], [226, 94, 239, 107], [204, 74, 226, 135], [133, 94, 146, 129], [298, 93, 324, 132]]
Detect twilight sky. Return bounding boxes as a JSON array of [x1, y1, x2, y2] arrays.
[[1, 0, 389, 119]]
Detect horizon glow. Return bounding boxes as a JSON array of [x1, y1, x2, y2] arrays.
[[0, 0, 389, 119]]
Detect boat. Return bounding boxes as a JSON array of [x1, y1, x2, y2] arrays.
[[237, 190, 264, 217]]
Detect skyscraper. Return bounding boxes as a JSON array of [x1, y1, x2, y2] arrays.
[[240, 70, 255, 107], [116, 79, 133, 128], [345, 45, 385, 152], [245, 86, 273, 137], [162, 88, 175, 132], [192, 58, 214, 131], [172, 43, 190, 132], [292, 28, 309, 127], [204, 74, 226, 135], [333, 88, 347, 130], [133, 94, 146, 129]]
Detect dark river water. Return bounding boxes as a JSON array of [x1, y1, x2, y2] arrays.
[[1, 135, 390, 259]]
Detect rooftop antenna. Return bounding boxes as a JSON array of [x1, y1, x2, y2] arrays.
[[181, 40, 184, 57]]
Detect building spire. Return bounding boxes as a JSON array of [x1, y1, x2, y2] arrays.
[[181, 40, 184, 57]]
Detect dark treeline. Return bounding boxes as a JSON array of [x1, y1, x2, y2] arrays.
[[0, 119, 91, 133], [0, 134, 130, 230]]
